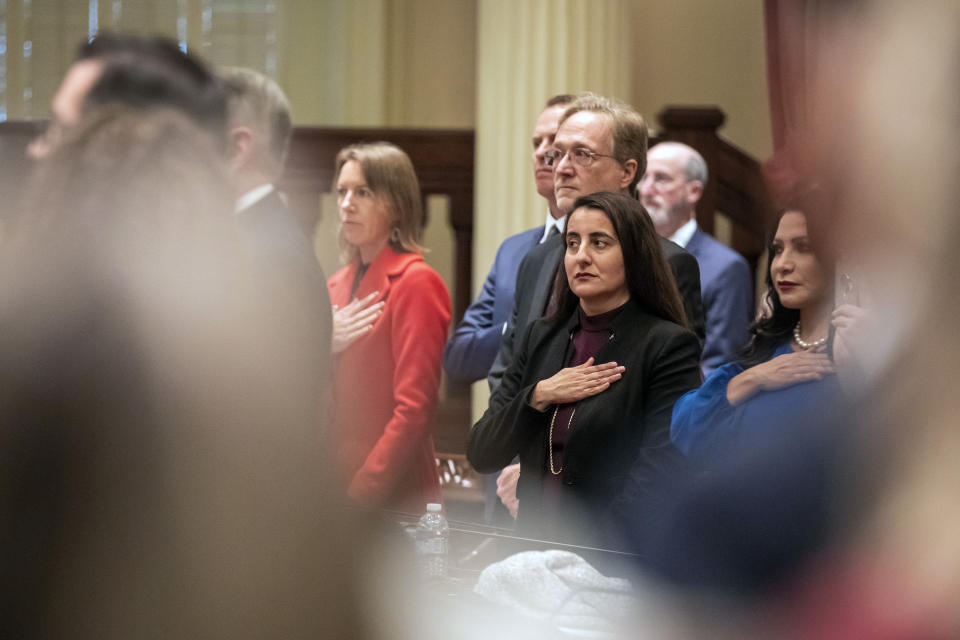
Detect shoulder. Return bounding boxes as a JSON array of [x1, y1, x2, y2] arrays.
[[691, 231, 749, 268], [393, 255, 443, 285], [391, 257, 450, 303], [646, 316, 698, 352], [660, 237, 698, 270], [499, 226, 542, 252], [621, 305, 698, 355], [489, 227, 541, 269]]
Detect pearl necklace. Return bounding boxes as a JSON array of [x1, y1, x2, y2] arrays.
[[793, 322, 828, 350]]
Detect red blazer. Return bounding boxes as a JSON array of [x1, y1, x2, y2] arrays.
[[327, 247, 451, 511]]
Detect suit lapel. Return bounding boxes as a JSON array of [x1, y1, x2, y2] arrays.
[[564, 302, 647, 441], [527, 241, 564, 328]]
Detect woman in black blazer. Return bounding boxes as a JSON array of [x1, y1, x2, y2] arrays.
[[467, 192, 702, 549]]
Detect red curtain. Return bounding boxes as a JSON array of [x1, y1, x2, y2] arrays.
[[763, 0, 823, 201]]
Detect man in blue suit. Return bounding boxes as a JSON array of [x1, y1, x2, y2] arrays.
[[443, 94, 575, 383], [444, 95, 574, 524], [640, 142, 753, 375]]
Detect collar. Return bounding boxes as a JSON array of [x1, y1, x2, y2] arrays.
[[234, 183, 275, 214], [540, 210, 566, 243], [336, 246, 424, 300], [563, 297, 641, 335], [669, 217, 698, 248]]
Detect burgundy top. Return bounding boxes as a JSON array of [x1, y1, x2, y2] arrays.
[[542, 303, 623, 509]]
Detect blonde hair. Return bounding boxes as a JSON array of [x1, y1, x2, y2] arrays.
[[333, 142, 425, 264]]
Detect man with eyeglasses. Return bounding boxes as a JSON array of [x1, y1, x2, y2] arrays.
[[488, 93, 704, 394], [443, 94, 574, 525], [482, 94, 704, 525], [443, 94, 575, 386]]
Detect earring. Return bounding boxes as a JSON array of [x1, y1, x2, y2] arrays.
[[390, 227, 400, 242]]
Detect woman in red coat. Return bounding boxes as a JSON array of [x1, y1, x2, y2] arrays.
[[327, 142, 451, 512]]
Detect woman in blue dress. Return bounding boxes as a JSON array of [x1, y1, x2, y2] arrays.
[[671, 208, 841, 460]]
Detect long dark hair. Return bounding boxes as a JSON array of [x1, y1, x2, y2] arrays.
[[552, 192, 687, 327], [737, 206, 833, 368]]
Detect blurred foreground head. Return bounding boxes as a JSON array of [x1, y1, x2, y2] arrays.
[[816, 1, 960, 633], [1, 107, 367, 638], [624, 2, 960, 636], [29, 32, 227, 159], [17, 106, 231, 250]]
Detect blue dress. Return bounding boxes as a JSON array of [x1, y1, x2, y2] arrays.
[[671, 342, 843, 461]]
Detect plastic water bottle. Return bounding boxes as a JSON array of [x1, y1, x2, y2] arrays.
[[415, 503, 449, 579]]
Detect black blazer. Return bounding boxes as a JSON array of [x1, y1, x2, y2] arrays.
[[468, 298, 701, 549], [235, 189, 333, 413], [487, 233, 704, 393], [235, 188, 332, 333]]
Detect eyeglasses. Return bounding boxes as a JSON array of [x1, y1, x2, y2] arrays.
[[544, 146, 618, 168]]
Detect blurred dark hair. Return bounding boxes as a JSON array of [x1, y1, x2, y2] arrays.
[[552, 191, 688, 328], [77, 32, 227, 148], [16, 105, 232, 246], [737, 190, 834, 368]]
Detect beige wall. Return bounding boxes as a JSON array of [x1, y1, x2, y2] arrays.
[[279, 0, 476, 298], [277, 0, 476, 128], [631, 0, 772, 158], [275, 0, 770, 149], [386, 0, 477, 128]]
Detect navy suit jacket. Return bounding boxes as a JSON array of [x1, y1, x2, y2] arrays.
[[443, 226, 543, 382], [685, 229, 753, 375]]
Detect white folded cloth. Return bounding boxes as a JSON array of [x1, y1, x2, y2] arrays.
[[474, 550, 636, 634]]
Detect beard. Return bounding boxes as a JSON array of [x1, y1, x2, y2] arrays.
[[642, 200, 690, 236], [644, 204, 672, 229]]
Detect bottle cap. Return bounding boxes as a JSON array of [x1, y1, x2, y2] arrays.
[[426, 503, 442, 512]]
